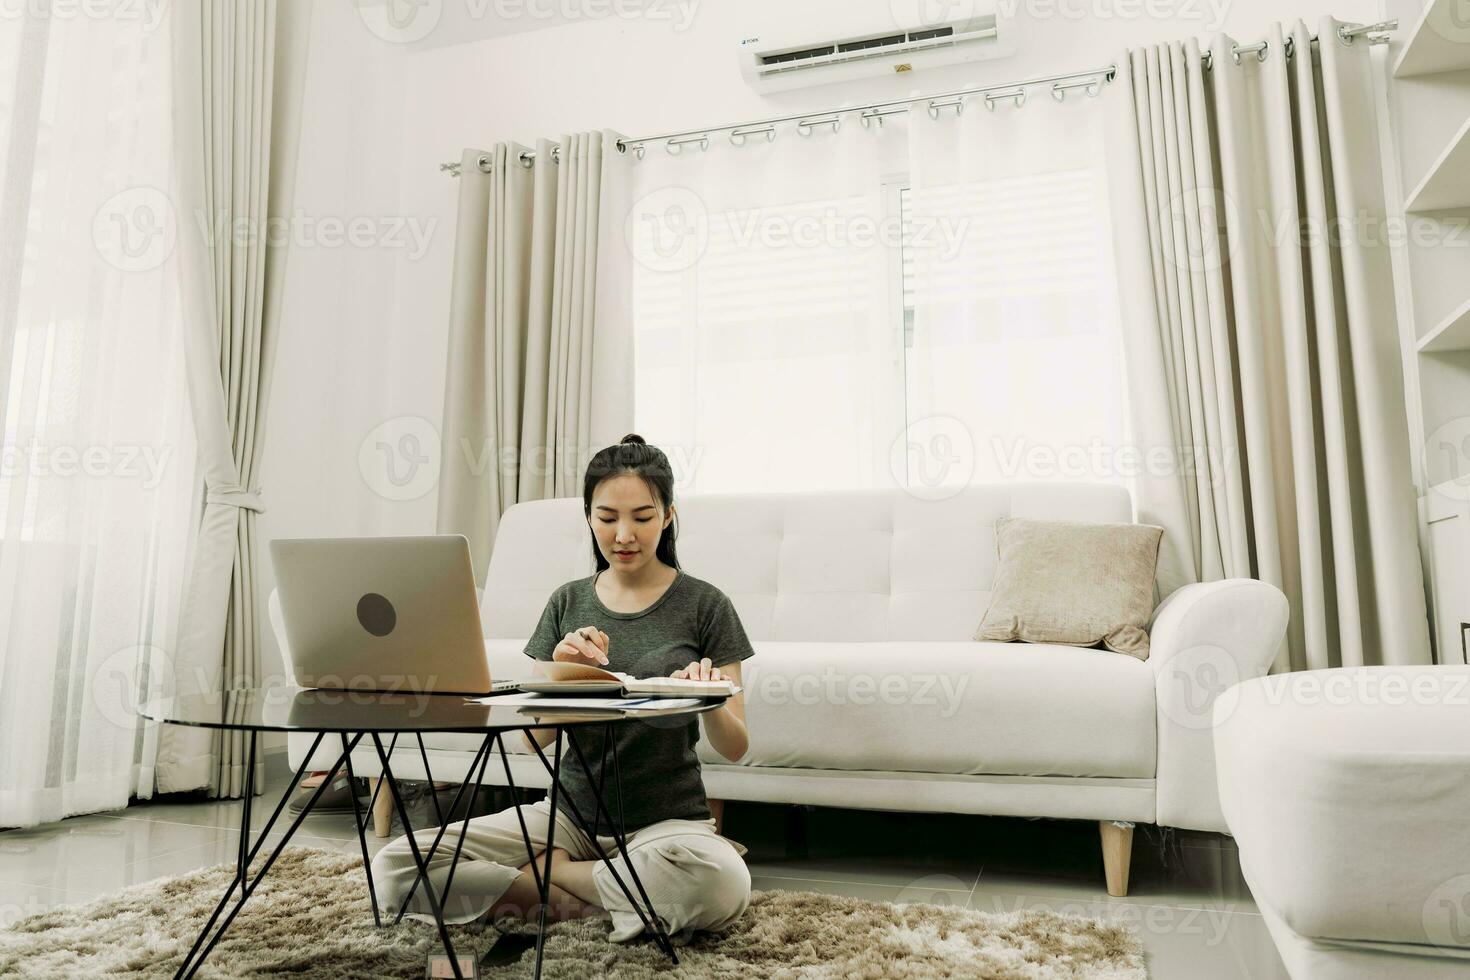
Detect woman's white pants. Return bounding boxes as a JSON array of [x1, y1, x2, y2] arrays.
[[370, 800, 751, 942]]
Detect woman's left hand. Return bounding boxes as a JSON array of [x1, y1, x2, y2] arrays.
[[671, 657, 723, 682]]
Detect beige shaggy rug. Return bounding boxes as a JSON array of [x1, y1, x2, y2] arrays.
[[0, 848, 1147, 978]]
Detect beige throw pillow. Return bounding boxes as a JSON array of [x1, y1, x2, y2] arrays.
[[975, 518, 1163, 660]]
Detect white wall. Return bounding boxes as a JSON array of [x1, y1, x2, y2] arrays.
[[258, 0, 1382, 682], [256, 0, 412, 686]]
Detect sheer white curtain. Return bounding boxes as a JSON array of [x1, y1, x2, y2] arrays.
[[627, 122, 907, 494], [626, 95, 1127, 499], [0, 7, 198, 826], [905, 90, 1128, 493]]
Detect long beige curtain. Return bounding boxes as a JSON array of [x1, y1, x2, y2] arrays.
[[157, 0, 311, 796], [1109, 18, 1431, 670], [437, 132, 634, 581]]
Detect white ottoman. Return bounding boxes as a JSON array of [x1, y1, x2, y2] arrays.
[[1215, 666, 1470, 979]]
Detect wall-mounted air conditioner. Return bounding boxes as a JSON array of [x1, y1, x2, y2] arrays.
[[737, 2, 1013, 93]]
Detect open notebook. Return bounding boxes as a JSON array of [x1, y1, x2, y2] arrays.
[[515, 660, 739, 698]]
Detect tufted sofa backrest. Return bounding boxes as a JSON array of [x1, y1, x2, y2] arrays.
[[481, 483, 1132, 643]]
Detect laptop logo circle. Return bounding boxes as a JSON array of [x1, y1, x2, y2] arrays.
[[357, 593, 396, 637]]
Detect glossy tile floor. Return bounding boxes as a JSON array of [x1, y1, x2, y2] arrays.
[[0, 765, 1286, 978]]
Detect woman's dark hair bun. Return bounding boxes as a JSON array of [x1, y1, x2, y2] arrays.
[[619, 433, 646, 445]]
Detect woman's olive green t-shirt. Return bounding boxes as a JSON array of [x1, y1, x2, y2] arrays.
[[523, 568, 755, 831]]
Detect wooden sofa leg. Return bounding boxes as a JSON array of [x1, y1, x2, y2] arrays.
[[372, 778, 395, 839], [1100, 821, 1133, 897], [708, 798, 725, 835]]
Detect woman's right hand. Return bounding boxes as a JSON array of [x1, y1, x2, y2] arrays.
[[552, 626, 610, 666]]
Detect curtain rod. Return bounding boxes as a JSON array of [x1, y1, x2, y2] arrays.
[[439, 18, 1393, 175]]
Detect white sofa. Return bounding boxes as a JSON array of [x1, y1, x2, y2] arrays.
[[1216, 666, 1470, 978], [281, 483, 1288, 894]]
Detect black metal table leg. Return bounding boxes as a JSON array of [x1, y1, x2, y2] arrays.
[[173, 732, 358, 980], [172, 731, 320, 979], [340, 732, 382, 928], [358, 731, 400, 838], [237, 732, 257, 880], [525, 737, 663, 949], [532, 730, 563, 980], [603, 726, 677, 953], [391, 735, 495, 924], [371, 733, 466, 980], [525, 728, 680, 963], [415, 732, 446, 826], [490, 732, 545, 895], [437, 736, 495, 903]]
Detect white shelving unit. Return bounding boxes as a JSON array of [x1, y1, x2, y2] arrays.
[[1403, 115, 1470, 212], [1393, 0, 1470, 77], [1386, 0, 1470, 664], [1418, 296, 1470, 353]]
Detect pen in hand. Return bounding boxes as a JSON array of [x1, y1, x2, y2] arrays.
[[552, 626, 610, 666]]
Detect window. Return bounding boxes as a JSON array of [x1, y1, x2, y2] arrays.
[[897, 166, 1129, 492], [629, 100, 1128, 496]]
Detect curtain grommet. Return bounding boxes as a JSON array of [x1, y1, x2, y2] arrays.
[[1052, 83, 1066, 102], [983, 90, 1024, 111], [728, 127, 774, 146], [927, 101, 940, 120], [796, 117, 839, 137], [664, 135, 707, 154]]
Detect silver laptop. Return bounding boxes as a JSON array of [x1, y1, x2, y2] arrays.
[[269, 535, 492, 695]]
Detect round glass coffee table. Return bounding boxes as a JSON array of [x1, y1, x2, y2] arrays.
[[140, 687, 725, 980]]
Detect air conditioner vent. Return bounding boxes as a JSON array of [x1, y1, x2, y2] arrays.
[[760, 45, 838, 67], [838, 33, 908, 53], [738, 6, 1010, 92], [907, 26, 955, 42]]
